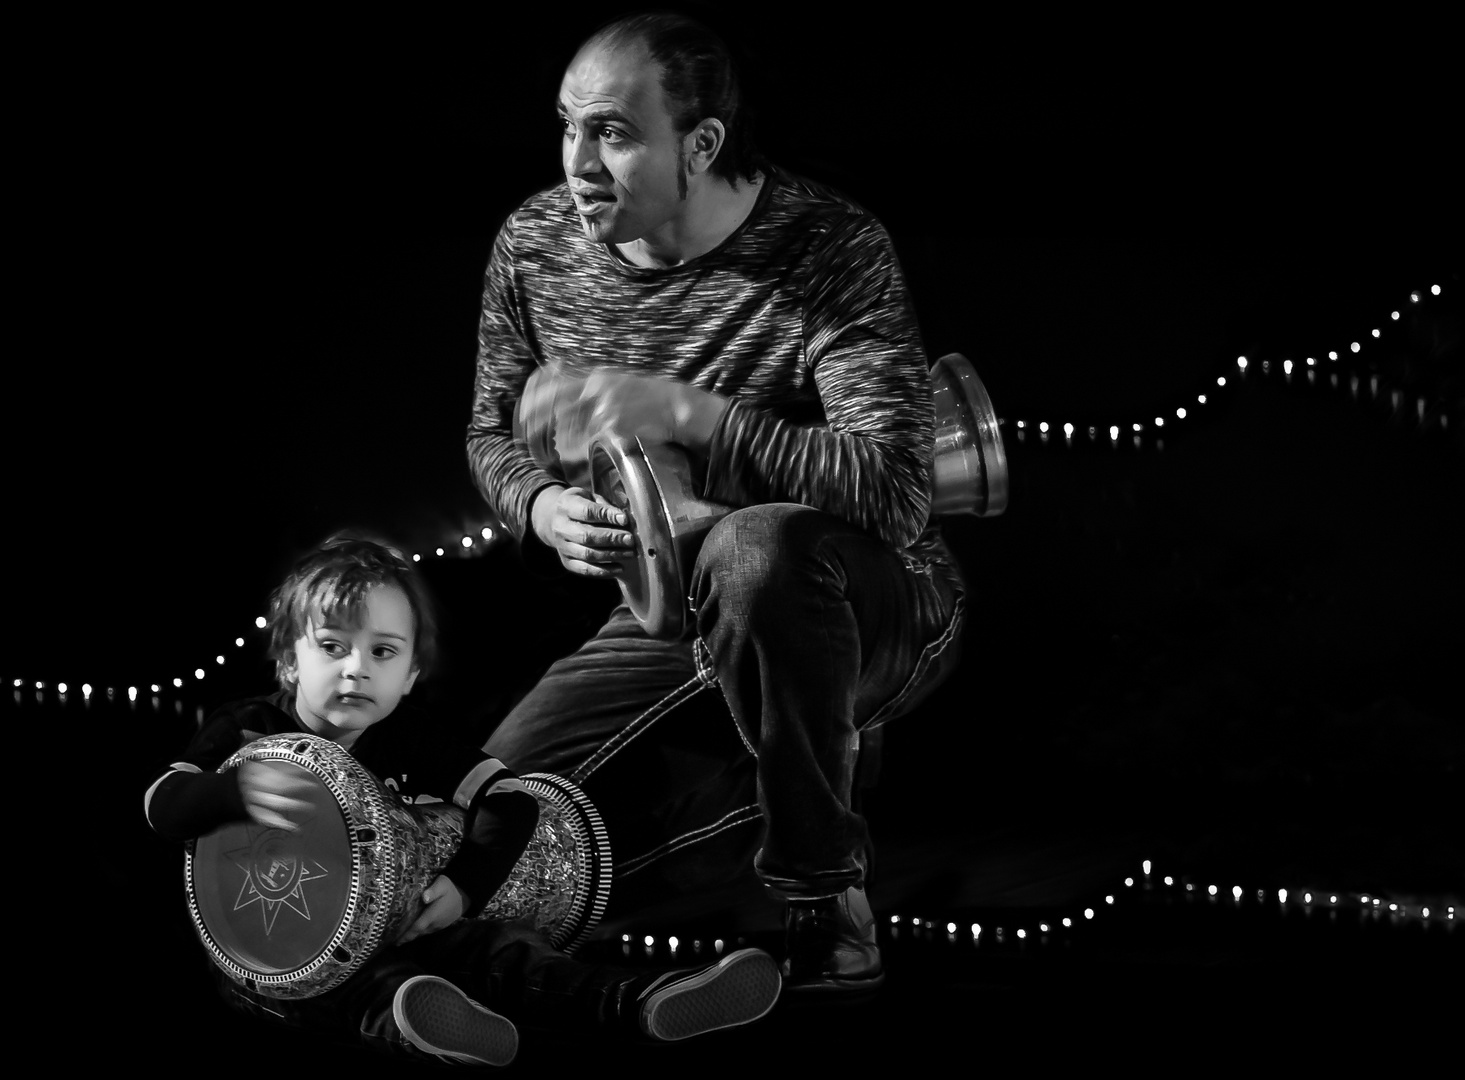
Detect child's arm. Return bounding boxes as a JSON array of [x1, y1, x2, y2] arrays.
[[397, 757, 540, 943]]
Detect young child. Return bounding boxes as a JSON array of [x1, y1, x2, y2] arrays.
[[145, 535, 781, 1066]]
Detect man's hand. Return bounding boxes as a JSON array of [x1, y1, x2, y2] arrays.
[[531, 484, 637, 579], [398, 874, 465, 944], [238, 760, 318, 832]]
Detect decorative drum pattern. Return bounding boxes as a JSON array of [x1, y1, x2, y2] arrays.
[[184, 733, 612, 999]]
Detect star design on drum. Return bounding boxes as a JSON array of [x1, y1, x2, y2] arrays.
[[226, 829, 331, 936]]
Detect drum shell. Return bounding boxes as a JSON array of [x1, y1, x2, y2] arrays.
[[185, 734, 611, 1000]]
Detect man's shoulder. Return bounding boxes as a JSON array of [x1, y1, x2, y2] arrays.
[[503, 182, 577, 235], [758, 169, 890, 248]]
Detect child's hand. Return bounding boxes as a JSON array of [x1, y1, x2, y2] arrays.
[[398, 874, 466, 944], [238, 760, 318, 832]]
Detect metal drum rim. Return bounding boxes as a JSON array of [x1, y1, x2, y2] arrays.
[[184, 733, 402, 997]]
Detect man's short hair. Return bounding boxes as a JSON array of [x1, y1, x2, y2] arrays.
[[266, 534, 439, 689], [589, 11, 764, 186]]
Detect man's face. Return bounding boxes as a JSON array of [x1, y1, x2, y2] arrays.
[[287, 583, 419, 746], [557, 41, 689, 246]]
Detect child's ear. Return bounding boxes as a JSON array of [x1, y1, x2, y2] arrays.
[[404, 666, 420, 694]]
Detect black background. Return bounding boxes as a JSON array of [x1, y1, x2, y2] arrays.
[[7, 3, 1461, 1071]]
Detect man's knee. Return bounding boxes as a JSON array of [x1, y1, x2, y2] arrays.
[[691, 504, 837, 616]]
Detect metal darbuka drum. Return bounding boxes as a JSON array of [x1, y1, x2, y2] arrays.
[[588, 433, 733, 640], [514, 354, 1008, 639], [929, 352, 1008, 517], [185, 733, 612, 1000]]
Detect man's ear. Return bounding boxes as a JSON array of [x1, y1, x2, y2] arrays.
[[685, 118, 725, 176]]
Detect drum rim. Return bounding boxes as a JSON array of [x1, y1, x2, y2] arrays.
[[519, 772, 615, 955], [590, 434, 686, 639], [184, 733, 401, 997]]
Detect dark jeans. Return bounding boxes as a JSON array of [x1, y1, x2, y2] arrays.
[[215, 917, 653, 1050], [487, 504, 965, 905]]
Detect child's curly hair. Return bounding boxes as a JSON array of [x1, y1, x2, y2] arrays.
[[265, 534, 439, 689]]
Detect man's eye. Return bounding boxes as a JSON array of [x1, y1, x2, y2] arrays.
[[599, 127, 623, 143]]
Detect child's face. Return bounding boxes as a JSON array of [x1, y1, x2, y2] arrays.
[[288, 583, 420, 746]]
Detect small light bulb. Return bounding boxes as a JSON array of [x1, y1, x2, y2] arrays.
[[1062, 917, 1072, 927], [128, 687, 138, 701], [1063, 423, 1074, 438], [668, 936, 679, 950], [1304, 892, 1312, 904], [1279, 889, 1288, 904], [1124, 877, 1134, 887], [462, 536, 473, 548], [1306, 356, 1316, 366], [1164, 876, 1173, 886], [58, 683, 68, 694], [435, 548, 444, 557], [173, 678, 183, 688], [1410, 292, 1420, 303], [1017, 929, 1027, 939], [82, 683, 92, 696], [1105, 895, 1115, 905], [1237, 356, 1248, 370], [1109, 425, 1119, 440], [1350, 342, 1360, 353], [235, 637, 244, 647], [1016, 420, 1026, 429], [644, 935, 654, 947], [1176, 408, 1186, 419], [195, 668, 205, 680], [1132, 423, 1142, 433], [1208, 885, 1218, 896], [1039, 923, 1050, 933], [1143, 860, 1152, 875], [972, 923, 981, 937], [1084, 908, 1094, 919], [1283, 360, 1293, 375], [891, 914, 900, 924], [412, 553, 420, 562], [1431, 284, 1440, 295], [1371, 329, 1380, 338], [215, 655, 224, 665], [1232, 886, 1242, 901], [1391, 311, 1400, 320], [1198, 394, 1207, 404], [622, 934, 631, 943], [255, 616, 267, 629], [946, 922, 957, 934], [1039, 421, 1049, 434], [1216, 376, 1226, 387], [1422, 907, 1430, 918], [481, 526, 494, 540]]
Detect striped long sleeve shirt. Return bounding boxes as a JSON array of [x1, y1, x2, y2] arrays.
[[467, 168, 953, 570]]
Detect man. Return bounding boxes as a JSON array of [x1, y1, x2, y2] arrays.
[[467, 12, 965, 996]]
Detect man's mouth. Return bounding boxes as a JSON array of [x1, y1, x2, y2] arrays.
[[573, 191, 615, 215]]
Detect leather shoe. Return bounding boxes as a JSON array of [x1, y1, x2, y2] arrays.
[[782, 885, 885, 994]]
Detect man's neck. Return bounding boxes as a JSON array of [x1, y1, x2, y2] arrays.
[[617, 172, 764, 269]]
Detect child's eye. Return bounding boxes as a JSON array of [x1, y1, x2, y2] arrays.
[[318, 639, 345, 655], [373, 646, 397, 660]]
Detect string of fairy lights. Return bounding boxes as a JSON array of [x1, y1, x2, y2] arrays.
[[601, 857, 1454, 967], [1008, 282, 1452, 450]]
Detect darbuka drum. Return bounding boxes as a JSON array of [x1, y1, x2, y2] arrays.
[[185, 733, 612, 1000], [514, 353, 1008, 640]]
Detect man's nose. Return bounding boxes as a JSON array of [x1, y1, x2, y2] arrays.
[[565, 131, 601, 178]]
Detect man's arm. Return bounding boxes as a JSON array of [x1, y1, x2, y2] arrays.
[[704, 213, 934, 549]]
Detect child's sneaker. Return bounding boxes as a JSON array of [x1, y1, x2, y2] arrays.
[[636, 947, 782, 1041], [392, 974, 519, 1066]]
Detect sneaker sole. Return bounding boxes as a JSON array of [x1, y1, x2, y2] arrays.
[[394, 975, 519, 1066], [642, 948, 783, 1041]]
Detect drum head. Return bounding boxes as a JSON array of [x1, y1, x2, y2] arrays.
[[189, 763, 354, 978]]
